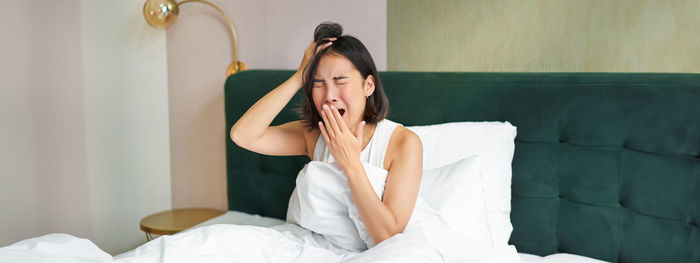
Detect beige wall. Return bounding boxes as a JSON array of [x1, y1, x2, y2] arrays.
[[0, 0, 87, 246], [0, 0, 171, 254], [388, 0, 700, 72], [167, 0, 387, 210]]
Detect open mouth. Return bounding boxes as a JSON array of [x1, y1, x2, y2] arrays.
[[338, 109, 345, 117]]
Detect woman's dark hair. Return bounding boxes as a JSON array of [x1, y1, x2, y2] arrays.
[[296, 22, 389, 129]]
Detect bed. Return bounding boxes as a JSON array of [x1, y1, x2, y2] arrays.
[[221, 70, 700, 263], [1, 70, 698, 262], [187, 210, 606, 263]]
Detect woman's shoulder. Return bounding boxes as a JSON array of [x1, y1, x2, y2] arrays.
[[382, 119, 420, 144], [392, 126, 422, 150], [384, 124, 422, 170]]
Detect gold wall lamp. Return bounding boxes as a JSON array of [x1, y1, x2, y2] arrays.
[[143, 0, 247, 76]]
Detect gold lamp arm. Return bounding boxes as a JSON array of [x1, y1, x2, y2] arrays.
[[177, 0, 243, 74], [143, 0, 247, 76]]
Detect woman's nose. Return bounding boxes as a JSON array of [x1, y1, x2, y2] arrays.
[[324, 86, 338, 103]]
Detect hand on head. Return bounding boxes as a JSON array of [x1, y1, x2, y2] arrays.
[[298, 37, 336, 74]]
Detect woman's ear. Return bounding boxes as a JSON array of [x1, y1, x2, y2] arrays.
[[364, 75, 375, 97]]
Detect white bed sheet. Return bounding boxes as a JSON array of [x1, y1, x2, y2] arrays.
[[0, 211, 606, 263], [194, 211, 608, 263]]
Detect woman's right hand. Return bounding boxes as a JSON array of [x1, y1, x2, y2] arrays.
[[296, 38, 336, 77]]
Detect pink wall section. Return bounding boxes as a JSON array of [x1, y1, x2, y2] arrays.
[[166, 0, 387, 210]]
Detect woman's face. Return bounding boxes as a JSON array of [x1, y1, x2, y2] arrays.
[[311, 53, 374, 129]]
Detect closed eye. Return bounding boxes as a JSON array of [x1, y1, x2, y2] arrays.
[[332, 76, 348, 84]]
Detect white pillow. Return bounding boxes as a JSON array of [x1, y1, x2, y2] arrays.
[[286, 161, 368, 251], [420, 155, 493, 247], [408, 121, 517, 247], [287, 161, 391, 251]]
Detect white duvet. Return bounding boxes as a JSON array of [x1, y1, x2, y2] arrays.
[[117, 222, 520, 262], [1, 224, 519, 263], [0, 161, 521, 263]]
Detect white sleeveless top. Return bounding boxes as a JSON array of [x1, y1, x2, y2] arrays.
[[313, 119, 400, 168]]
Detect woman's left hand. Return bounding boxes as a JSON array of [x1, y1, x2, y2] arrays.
[[318, 104, 365, 172]]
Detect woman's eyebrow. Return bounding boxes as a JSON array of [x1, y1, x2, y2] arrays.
[[313, 76, 347, 82]]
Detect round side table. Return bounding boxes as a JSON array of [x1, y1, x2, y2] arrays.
[[140, 208, 225, 241]]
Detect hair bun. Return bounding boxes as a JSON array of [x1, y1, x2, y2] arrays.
[[314, 22, 343, 42]]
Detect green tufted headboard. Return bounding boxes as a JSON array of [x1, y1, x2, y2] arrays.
[[224, 70, 700, 263]]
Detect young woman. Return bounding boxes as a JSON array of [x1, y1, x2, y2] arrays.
[[230, 22, 423, 245]]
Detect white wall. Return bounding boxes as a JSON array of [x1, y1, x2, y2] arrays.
[[81, 0, 172, 254], [166, 0, 387, 210], [0, 0, 171, 254]]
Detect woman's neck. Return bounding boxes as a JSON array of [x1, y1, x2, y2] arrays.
[[361, 122, 378, 152]]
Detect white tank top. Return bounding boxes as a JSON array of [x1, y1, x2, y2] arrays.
[[313, 119, 401, 169]]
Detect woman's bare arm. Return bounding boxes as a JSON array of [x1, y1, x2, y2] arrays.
[[230, 73, 307, 156], [230, 40, 333, 156], [345, 128, 423, 244]]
